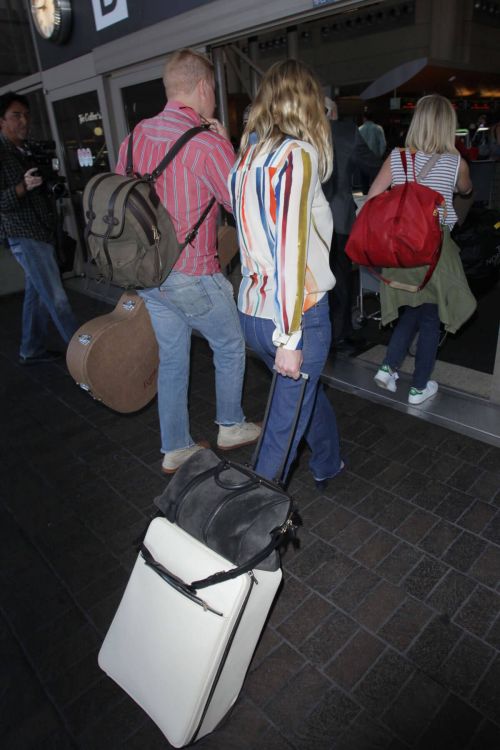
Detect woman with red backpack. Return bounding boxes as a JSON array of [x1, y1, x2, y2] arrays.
[[368, 94, 476, 405]]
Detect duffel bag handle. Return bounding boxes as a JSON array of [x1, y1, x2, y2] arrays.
[[213, 460, 261, 491]]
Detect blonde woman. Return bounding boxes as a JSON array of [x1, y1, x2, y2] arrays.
[[229, 59, 343, 486], [370, 94, 476, 405]]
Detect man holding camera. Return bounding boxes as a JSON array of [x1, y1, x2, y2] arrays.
[[0, 91, 77, 365]]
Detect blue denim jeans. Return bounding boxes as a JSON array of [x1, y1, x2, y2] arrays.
[[140, 272, 246, 453], [8, 237, 78, 358], [384, 303, 440, 390], [239, 295, 342, 483]]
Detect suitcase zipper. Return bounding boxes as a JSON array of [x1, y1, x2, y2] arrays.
[[191, 573, 255, 744]]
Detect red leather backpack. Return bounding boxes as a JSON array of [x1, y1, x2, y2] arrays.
[[345, 150, 446, 290]]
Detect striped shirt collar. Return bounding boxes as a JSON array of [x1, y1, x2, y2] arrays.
[[162, 100, 203, 125]]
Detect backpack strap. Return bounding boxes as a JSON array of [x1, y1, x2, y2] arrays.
[[367, 254, 440, 293], [125, 130, 135, 176], [149, 125, 209, 180], [400, 149, 441, 184], [179, 196, 216, 250], [399, 148, 417, 182], [125, 124, 209, 180], [416, 153, 440, 183], [126, 123, 219, 254]]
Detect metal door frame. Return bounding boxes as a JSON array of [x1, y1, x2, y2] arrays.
[[45, 75, 113, 274]]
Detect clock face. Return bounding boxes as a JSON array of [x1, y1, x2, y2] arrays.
[[31, 0, 72, 44]]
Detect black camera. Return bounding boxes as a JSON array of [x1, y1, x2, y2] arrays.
[[27, 140, 67, 200]]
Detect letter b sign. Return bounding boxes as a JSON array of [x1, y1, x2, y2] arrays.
[[91, 0, 128, 30]]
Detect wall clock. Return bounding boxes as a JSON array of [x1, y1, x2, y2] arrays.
[[30, 0, 72, 44]]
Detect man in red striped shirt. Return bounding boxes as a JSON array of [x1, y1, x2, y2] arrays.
[[116, 49, 260, 474]]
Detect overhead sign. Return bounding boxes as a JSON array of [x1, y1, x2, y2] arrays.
[[33, 0, 216, 70], [91, 0, 129, 31]]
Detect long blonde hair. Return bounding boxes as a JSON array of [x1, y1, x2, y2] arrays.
[[241, 59, 333, 181], [405, 94, 458, 154]]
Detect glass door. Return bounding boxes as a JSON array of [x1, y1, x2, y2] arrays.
[[108, 58, 166, 147], [122, 78, 165, 132], [52, 90, 110, 260], [47, 77, 114, 276]]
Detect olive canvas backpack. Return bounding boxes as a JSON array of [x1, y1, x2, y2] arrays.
[[83, 125, 214, 289]]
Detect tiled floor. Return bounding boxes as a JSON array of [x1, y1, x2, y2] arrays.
[[1, 289, 499, 750]]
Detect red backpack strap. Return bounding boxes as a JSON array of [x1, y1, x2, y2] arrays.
[[399, 148, 407, 180], [367, 248, 441, 293], [399, 148, 417, 182]]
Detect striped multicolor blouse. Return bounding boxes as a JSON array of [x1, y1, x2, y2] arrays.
[[229, 138, 335, 350]]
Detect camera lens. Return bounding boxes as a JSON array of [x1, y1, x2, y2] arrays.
[[50, 181, 67, 200]]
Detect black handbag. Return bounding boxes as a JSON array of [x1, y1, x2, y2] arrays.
[[153, 372, 308, 577]]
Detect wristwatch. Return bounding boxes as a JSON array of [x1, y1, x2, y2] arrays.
[[30, 0, 72, 44]]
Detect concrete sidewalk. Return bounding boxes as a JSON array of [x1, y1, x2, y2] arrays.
[[1, 289, 499, 749]]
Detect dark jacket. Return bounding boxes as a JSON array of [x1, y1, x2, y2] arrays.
[[323, 120, 381, 235], [0, 133, 55, 243]]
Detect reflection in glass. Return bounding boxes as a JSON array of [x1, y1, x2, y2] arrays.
[[25, 90, 52, 141], [52, 91, 110, 255], [122, 78, 165, 131]]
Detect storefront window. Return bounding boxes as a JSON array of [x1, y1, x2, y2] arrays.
[[52, 91, 110, 252], [52, 91, 110, 193]]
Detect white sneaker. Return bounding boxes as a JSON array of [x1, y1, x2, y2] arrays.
[[217, 421, 261, 451], [408, 381, 438, 405], [374, 365, 399, 393], [162, 442, 208, 475]]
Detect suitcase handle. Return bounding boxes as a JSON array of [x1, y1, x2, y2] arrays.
[[250, 371, 309, 484]]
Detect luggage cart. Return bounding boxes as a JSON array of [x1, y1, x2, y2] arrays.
[[355, 266, 381, 325], [350, 193, 381, 325]]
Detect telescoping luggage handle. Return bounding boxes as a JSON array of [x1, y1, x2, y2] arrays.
[[141, 370, 308, 598], [251, 369, 309, 484]]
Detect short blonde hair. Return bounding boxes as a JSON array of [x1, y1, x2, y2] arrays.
[[405, 94, 458, 154], [163, 49, 214, 97], [241, 59, 333, 181]]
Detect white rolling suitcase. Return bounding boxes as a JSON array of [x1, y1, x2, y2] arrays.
[[98, 517, 281, 747], [98, 372, 308, 747]]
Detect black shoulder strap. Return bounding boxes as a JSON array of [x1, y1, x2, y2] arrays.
[[125, 124, 209, 179], [125, 130, 135, 176], [125, 122, 216, 249], [140, 513, 296, 593], [179, 196, 216, 250], [150, 125, 209, 180]]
